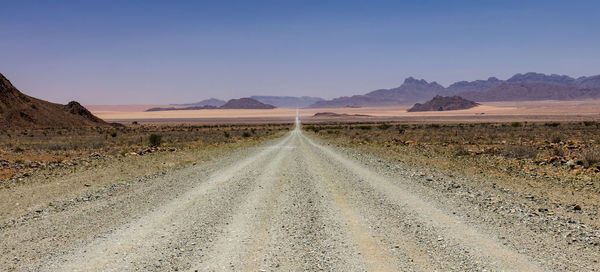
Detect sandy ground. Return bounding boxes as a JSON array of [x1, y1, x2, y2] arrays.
[[89, 100, 600, 123], [2, 122, 598, 271]]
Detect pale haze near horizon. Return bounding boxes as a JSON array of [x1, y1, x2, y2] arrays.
[[1, 0, 599, 105]]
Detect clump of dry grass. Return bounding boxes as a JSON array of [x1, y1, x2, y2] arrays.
[[503, 144, 539, 160], [580, 147, 600, 168]]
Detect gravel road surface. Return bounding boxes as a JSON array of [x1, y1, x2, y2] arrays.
[[1, 122, 597, 271]]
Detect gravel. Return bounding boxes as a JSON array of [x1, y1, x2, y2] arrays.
[[1, 125, 598, 271]]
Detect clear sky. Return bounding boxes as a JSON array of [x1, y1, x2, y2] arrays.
[[1, 0, 599, 104]]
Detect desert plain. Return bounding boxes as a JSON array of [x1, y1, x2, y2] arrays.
[[90, 99, 600, 124]]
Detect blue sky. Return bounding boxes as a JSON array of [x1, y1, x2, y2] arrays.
[[1, 0, 599, 104]]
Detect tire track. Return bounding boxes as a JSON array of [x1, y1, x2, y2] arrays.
[[255, 132, 366, 271], [195, 138, 293, 271], [300, 132, 544, 271], [51, 134, 294, 271], [299, 135, 433, 271]]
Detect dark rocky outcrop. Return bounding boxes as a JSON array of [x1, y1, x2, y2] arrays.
[[407, 95, 479, 112], [219, 98, 276, 109]]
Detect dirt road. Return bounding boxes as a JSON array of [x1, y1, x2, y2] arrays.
[[1, 122, 598, 271]]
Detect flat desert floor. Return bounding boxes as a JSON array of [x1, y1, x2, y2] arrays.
[[89, 100, 600, 124]]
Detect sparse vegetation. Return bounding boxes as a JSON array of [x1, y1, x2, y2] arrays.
[[377, 123, 391, 130], [580, 147, 600, 168], [148, 134, 162, 147], [304, 120, 600, 191], [582, 121, 596, 126], [550, 133, 562, 144], [503, 144, 538, 159], [0, 123, 292, 181], [452, 146, 470, 157]]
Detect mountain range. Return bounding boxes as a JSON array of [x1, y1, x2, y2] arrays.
[[308, 72, 600, 108]]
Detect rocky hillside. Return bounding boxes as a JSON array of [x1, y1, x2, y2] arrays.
[[309, 72, 600, 108], [0, 73, 108, 128], [407, 95, 479, 112]]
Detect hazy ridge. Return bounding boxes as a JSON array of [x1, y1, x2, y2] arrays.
[[309, 72, 600, 108]]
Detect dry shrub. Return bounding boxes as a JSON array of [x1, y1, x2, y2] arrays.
[[148, 134, 163, 147], [377, 123, 391, 130], [549, 133, 562, 144], [453, 146, 470, 157], [503, 144, 538, 159], [580, 147, 600, 167], [551, 146, 565, 157]]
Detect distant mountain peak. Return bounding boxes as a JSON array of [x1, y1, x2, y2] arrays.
[[403, 77, 428, 85]]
